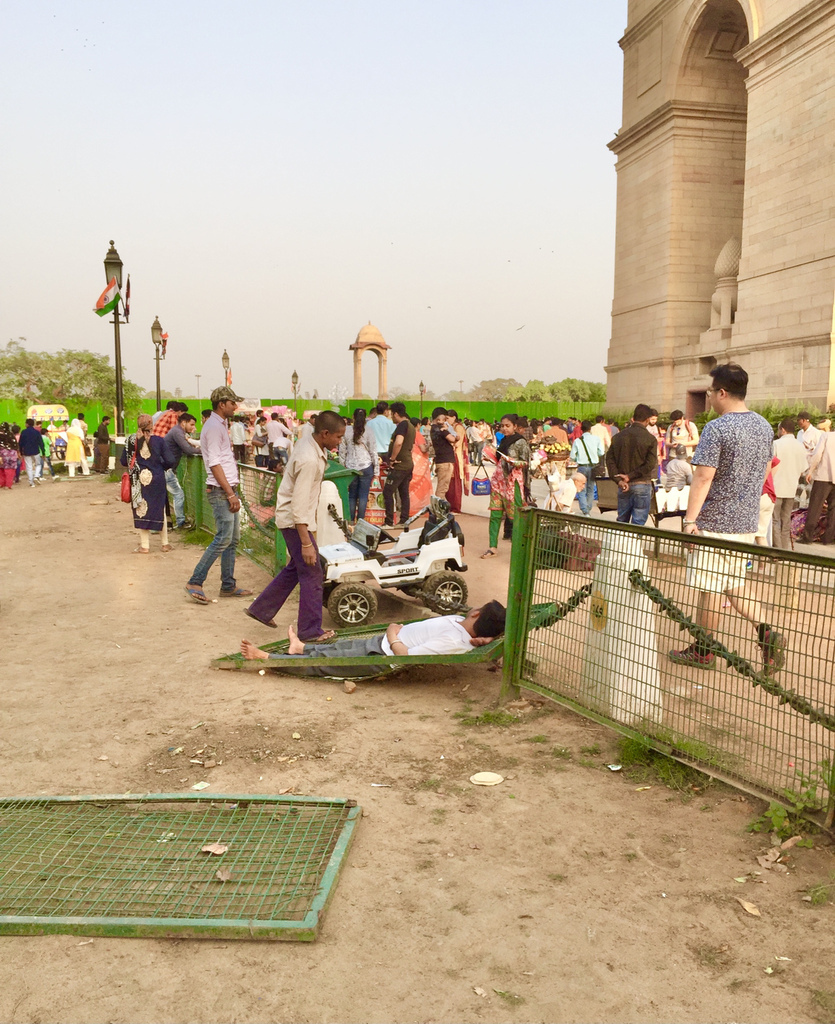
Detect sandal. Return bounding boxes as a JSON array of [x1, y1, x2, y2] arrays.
[[219, 587, 254, 598], [161, 544, 172, 552], [480, 549, 497, 558], [245, 607, 278, 629], [184, 584, 209, 605], [133, 547, 150, 554], [299, 629, 336, 642]]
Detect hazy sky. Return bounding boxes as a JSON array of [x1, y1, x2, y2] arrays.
[[0, 1, 626, 401]]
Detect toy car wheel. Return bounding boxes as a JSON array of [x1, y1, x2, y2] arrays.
[[422, 571, 468, 612], [327, 583, 378, 627]]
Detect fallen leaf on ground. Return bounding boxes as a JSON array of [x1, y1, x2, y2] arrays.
[[780, 835, 803, 850], [473, 987, 487, 998], [97, 755, 108, 761], [191, 781, 210, 791], [343, 680, 357, 693], [279, 787, 292, 795], [292, 732, 301, 740], [201, 843, 228, 856], [735, 897, 761, 916], [635, 785, 652, 791], [733, 877, 748, 883], [215, 868, 232, 882]]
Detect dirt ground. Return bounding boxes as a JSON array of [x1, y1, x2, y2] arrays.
[[1, 475, 834, 1024]]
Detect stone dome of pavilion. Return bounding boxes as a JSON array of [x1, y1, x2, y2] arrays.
[[350, 321, 390, 350]]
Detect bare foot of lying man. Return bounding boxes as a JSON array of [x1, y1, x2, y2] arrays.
[[239, 602, 506, 677]]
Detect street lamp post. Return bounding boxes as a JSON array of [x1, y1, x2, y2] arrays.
[[195, 374, 201, 405], [151, 316, 164, 411], [291, 369, 299, 420], [221, 349, 230, 386], [103, 241, 125, 435], [419, 380, 426, 420]]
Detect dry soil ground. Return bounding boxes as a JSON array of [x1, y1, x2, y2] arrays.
[[1, 475, 834, 1024]]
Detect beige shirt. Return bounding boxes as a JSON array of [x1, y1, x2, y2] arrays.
[[807, 431, 835, 484], [590, 422, 611, 451], [275, 431, 327, 531]]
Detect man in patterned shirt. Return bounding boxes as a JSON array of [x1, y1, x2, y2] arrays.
[[670, 363, 785, 673]]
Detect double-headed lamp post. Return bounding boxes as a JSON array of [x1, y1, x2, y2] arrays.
[[221, 349, 230, 385], [151, 317, 164, 411], [291, 369, 299, 419], [419, 380, 426, 420], [103, 241, 125, 435]]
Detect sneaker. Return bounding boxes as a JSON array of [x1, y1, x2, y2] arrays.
[[668, 643, 715, 669], [758, 628, 785, 674]]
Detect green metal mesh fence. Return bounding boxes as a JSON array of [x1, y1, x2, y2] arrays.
[[179, 459, 282, 575], [501, 510, 835, 819], [0, 795, 360, 940]]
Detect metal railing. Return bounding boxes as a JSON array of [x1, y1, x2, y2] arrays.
[[179, 458, 283, 576], [502, 509, 835, 821]]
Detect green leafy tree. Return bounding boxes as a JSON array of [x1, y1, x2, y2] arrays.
[[469, 378, 523, 401], [0, 339, 143, 411]]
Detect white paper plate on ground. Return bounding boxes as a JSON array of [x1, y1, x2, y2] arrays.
[[469, 772, 504, 786]]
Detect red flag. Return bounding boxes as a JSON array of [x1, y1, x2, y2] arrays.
[[160, 332, 168, 359], [226, 368, 232, 387], [124, 274, 131, 320]]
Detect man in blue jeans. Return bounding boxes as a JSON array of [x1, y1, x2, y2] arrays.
[[185, 386, 253, 604], [569, 419, 605, 516], [605, 403, 657, 526]]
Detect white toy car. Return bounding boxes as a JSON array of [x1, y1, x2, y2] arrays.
[[320, 496, 468, 627]]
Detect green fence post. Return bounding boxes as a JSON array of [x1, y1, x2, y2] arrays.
[[500, 508, 538, 703]]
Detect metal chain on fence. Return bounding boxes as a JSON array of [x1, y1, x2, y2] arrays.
[[628, 569, 835, 733], [530, 583, 594, 631]]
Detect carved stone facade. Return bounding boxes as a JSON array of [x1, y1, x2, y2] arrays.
[[350, 322, 390, 399], [607, 0, 835, 417]]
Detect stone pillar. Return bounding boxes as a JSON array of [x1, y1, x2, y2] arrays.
[[377, 349, 388, 399], [580, 532, 663, 725], [353, 350, 362, 398]]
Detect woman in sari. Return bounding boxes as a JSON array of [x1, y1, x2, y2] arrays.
[[65, 416, 90, 476], [445, 409, 469, 513], [0, 423, 18, 488], [120, 414, 173, 553], [409, 417, 433, 515], [481, 413, 531, 558]]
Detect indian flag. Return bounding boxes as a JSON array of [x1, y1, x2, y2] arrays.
[[94, 277, 120, 317]]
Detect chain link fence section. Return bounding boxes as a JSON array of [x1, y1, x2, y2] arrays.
[[178, 458, 281, 576], [501, 509, 835, 819]]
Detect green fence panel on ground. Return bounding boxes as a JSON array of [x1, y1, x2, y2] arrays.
[[501, 509, 835, 821]]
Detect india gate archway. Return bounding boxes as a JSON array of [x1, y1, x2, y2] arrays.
[[350, 322, 390, 399], [607, 0, 835, 412]]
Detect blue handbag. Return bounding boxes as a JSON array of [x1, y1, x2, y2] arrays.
[[471, 465, 491, 495]]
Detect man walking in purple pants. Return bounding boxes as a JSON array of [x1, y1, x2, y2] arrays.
[[246, 411, 345, 640]]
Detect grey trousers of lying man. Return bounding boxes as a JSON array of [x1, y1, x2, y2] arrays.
[[268, 634, 387, 677]]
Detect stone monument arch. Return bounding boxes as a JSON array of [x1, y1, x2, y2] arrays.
[[607, 0, 835, 410], [350, 322, 390, 399]]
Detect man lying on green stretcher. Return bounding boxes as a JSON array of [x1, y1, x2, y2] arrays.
[[240, 601, 506, 677]]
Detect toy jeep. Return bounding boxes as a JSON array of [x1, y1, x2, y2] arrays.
[[320, 496, 468, 627]]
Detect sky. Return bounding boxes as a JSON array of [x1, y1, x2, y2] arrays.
[[0, 1, 627, 402]]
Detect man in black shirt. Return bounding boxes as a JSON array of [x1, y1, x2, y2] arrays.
[[430, 407, 458, 501], [384, 402, 416, 525], [605, 403, 657, 525], [93, 416, 111, 473]]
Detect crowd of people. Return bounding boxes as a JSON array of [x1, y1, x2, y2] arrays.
[[0, 414, 105, 486]]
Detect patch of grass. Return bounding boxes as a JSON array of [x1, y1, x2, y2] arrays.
[[178, 528, 212, 547], [551, 746, 571, 760], [805, 877, 834, 907], [416, 858, 434, 870], [690, 943, 733, 971], [430, 808, 447, 825], [416, 778, 441, 790], [547, 872, 566, 882], [623, 851, 637, 862], [449, 902, 471, 915], [493, 990, 525, 1006], [106, 470, 122, 483], [812, 989, 835, 1021], [524, 735, 548, 744], [454, 709, 519, 727], [617, 737, 711, 795], [580, 744, 601, 756]]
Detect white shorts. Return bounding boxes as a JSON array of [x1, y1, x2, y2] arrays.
[[755, 493, 775, 539], [685, 530, 755, 594]]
